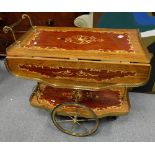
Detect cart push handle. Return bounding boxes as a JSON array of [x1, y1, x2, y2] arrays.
[[3, 14, 36, 46]]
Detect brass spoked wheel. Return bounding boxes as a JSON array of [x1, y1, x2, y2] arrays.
[[51, 102, 99, 137]]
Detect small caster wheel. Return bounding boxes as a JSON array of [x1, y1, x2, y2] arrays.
[[106, 116, 118, 121]]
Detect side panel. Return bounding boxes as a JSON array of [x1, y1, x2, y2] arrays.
[[6, 57, 150, 90]]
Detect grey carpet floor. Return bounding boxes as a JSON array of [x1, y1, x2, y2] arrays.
[[0, 59, 155, 142]]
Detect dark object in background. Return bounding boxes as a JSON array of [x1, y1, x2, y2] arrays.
[[152, 12, 155, 16], [132, 42, 155, 92], [0, 12, 83, 56]]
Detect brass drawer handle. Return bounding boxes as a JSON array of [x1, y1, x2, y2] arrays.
[[3, 14, 36, 46]]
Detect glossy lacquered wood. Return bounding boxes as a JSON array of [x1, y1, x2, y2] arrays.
[[6, 57, 150, 90], [30, 83, 130, 118], [6, 26, 150, 63], [6, 26, 151, 90], [5, 26, 151, 119]]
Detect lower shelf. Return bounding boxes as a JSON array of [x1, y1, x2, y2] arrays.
[[30, 83, 130, 118]]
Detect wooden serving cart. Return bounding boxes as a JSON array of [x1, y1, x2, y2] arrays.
[[3, 14, 151, 136]]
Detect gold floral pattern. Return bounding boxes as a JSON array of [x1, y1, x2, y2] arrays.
[[64, 35, 97, 44], [19, 64, 136, 81]]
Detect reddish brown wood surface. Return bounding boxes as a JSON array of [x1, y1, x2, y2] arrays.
[[27, 30, 133, 52], [39, 85, 121, 109], [6, 57, 150, 90], [5, 26, 151, 90], [7, 26, 151, 63], [30, 83, 130, 118]]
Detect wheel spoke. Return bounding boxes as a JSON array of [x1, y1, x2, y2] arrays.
[[75, 121, 89, 132], [76, 118, 97, 122], [74, 120, 80, 125], [68, 115, 74, 120], [70, 123, 76, 132], [55, 120, 74, 123], [57, 112, 74, 120], [79, 123, 89, 133]]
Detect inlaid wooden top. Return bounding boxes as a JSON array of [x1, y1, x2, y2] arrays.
[[27, 30, 133, 52], [7, 26, 150, 63]]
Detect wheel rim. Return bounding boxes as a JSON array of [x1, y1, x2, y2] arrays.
[[51, 102, 99, 137]]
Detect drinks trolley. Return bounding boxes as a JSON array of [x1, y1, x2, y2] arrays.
[[3, 14, 151, 136]]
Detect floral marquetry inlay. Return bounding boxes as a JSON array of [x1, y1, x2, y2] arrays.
[[25, 30, 134, 53], [39, 85, 122, 110], [64, 35, 98, 44], [19, 64, 136, 81]]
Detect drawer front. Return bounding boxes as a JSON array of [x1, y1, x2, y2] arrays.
[[6, 57, 150, 90]]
